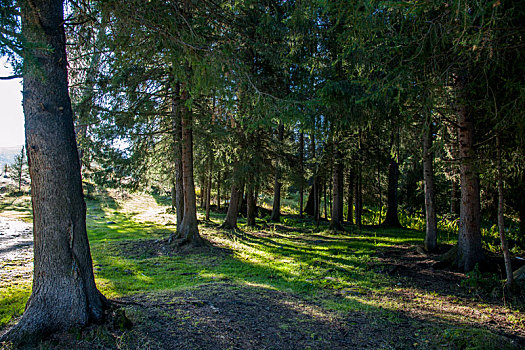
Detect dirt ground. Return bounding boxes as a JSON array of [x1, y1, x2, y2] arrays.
[[1, 217, 524, 349], [0, 217, 32, 288]]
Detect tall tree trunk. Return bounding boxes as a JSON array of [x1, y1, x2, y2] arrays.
[[450, 179, 458, 216], [205, 153, 213, 221], [496, 135, 513, 286], [246, 184, 257, 227], [456, 73, 483, 272], [217, 170, 221, 210], [222, 182, 242, 229], [355, 164, 362, 227], [176, 91, 204, 246], [270, 123, 284, 222], [377, 161, 381, 225], [299, 132, 304, 218], [382, 157, 401, 227], [1, 1, 108, 344], [346, 168, 354, 224], [169, 83, 184, 235], [331, 139, 344, 230], [423, 116, 438, 252]]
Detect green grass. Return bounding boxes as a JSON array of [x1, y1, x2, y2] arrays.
[[1, 192, 522, 349]]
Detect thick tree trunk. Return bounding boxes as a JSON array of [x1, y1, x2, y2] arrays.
[[222, 182, 242, 229], [1, 1, 108, 344], [176, 92, 204, 246], [246, 185, 257, 227], [496, 135, 513, 286], [456, 74, 483, 272], [346, 168, 354, 224], [423, 117, 438, 252], [330, 140, 344, 230], [270, 123, 284, 222], [382, 157, 401, 227]]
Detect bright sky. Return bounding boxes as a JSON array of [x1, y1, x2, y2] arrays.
[[0, 57, 24, 148]]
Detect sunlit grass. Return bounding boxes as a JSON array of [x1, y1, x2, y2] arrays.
[[1, 191, 522, 349]]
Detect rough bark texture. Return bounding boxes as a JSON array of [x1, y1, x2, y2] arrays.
[[346, 168, 354, 224], [222, 183, 242, 229], [270, 124, 284, 222], [176, 92, 204, 246], [423, 119, 438, 252], [382, 158, 401, 227], [456, 74, 483, 272], [1, 0, 107, 344], [330, 141, 344, 231], [217, 170, 221, 210], [246, 185, 257, 227], [496, 135, 513, 286]]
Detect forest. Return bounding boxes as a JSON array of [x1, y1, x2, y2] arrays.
[[1, 0, 525, 348]]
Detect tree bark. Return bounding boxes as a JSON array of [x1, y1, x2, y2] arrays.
[[423, 117, 438, 252], [176, 90, 204, 246], [382, 157, 401, 227], [1, 1, 108, 344], [330, 139, 344, 230], [346, 168, 354, 224], [456, 73, 483, 272], [205, 153, 213, 221], [270, 123, 284, 222], [222, 182, 242, 229], [170, 83, 184, 234], [246, 185, 257, 227], [299, 132, 304, 218], [217, 170, 221, 210], [496, 135, 513, 286], [355, 165, 362, 227]]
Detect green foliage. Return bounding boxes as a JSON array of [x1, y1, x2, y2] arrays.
[[461, 264, 501, 294]]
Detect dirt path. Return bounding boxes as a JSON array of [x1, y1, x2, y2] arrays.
[[0, 217, 33, 286]]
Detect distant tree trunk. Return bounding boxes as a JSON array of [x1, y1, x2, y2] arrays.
[[205, 154, 213, 221], [455, 73, 483, 272], [382, 157, 401, 227], [170, 83, 184, 234], [377, 162, 382, 225], [222, 182, 242, 229], [355, 164, 362, 227], [496, 135, 513, 286], [449, 124, 459, 217], [331, 139, 344, 230], [246, 184, 257, 227], [346, 168, 354, 224], [217, 170, 221, 210], [423, 117, 438, 252], [176, 90, 204, 246], [450, 180, 458, 216], [0, 1, 108, 344], [171, 183, 176, 211], [299, 132, 304, 217], [200, 177, 206, 209], [270, 123, 284, 222]]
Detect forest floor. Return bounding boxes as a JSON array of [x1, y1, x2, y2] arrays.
[[0, 191, 524, 349]]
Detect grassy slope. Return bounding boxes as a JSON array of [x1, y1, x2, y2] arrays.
[[0, 191, 523, 349]]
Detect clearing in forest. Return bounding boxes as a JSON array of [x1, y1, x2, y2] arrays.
[[0, 192, 524, 349]]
